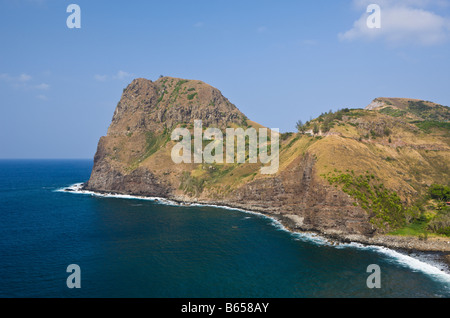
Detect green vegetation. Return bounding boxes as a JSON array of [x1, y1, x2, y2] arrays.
[[406, 100, 450, 121], [296, 120, 306, 134], [343, 109, 366, 118], [143, 131, 170, 158], [428, 184, 450, 202], [370, 130, 378, 139], [321, 121, 331, 133], [157, 90, 166, 104], [179, 164, 242, 196], [423, 184, 450, 236], [428, 212, 450, 236], [285, 135, 301, 149], [390, 219, 429, 237], [313, 123, 319, 135], [179, 172, 204, 196], [412, 120, 450, 132], [322, 170, 406, 230], [240, 116, 249, 128], [204, 164, 236, 184], [379, 107, 406, 118], [281, 132, 293, 141], [297, 108, 354, 135], [166, 79, 189, 105], [126, 130, 171, 172], [391, 184, 450, 237], [187, 93, 198, 100], [408, 100, 432, 114]]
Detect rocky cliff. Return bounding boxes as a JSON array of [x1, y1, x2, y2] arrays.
[[84, 77, 450, 249]]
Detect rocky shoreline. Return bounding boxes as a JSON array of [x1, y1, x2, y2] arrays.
[[221, 201, 450, 270], [230, 203, 450, 270], [271, 214, 450, 272]]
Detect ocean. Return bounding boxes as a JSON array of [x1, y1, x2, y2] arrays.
[[0, 159, 449, 298]]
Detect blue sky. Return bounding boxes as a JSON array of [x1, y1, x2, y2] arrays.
[[1, 0, 450, 158]]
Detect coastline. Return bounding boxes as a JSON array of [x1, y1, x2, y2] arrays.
[[61, 183, 450, 272]]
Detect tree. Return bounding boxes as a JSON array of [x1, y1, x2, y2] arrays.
[[321, 122, 330, 133], [296, 120, 305, 134], [429, 184, 450, 202], [313, 123, 320, 135]]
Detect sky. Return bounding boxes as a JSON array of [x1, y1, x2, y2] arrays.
[[1, 0, 450, 159]]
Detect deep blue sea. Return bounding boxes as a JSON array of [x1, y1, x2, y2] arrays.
[[0, 159, 449, 298]]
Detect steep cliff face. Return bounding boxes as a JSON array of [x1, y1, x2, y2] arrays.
[[222, 153, 374, 236], [86, 76, 248, 197], [85, 78, 449, 239]]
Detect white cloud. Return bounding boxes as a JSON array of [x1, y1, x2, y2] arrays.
[[301, 39, 319, 46], [18, 73, 32, 82], [339, 0, 450, 46], [352, 0, 450, 10], [94, 74, 108, 82], [0, 73, 51, 99], [257, 26, 268, 33], [194, 22, 204, 28], [35, 83, 50, 90], [0, 73, 32, 83], [113, 70, 131, 80], [95, 71, 132, 82]]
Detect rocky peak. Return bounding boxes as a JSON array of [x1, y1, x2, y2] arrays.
[[365, 98, 386, 110], [107, 77, 247, 137]]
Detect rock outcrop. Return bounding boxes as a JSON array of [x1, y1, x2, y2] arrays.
[[84, 78, 450, 250]]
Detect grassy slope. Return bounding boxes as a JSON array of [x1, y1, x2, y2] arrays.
[[301, 101, 449, 236]]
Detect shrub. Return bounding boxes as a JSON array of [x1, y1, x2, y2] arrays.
[[321, 122, 330, 133], [313, 123, 319, 135], [296, 120, 306, 133], [429, 184, 450, 201], [413, 121, 450, 132], [428, 212, 450, 236], [281, 132, 293, 141], [187, 93, 197, 100]]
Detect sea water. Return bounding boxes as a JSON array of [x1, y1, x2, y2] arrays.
[[0, 159, 449, 298]]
